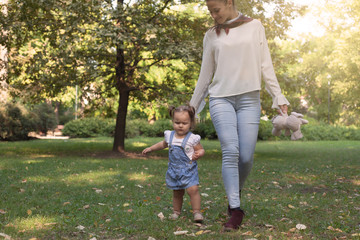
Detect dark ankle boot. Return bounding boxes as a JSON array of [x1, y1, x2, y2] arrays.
[[224, 209, 245, 231], [228, 190, 241, 216]]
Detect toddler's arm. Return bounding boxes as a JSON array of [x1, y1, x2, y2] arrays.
[[142, 140, 168, 155], [192, 143, 205, 160]]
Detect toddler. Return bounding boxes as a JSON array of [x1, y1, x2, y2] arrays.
[[142, 105, 205, 222]]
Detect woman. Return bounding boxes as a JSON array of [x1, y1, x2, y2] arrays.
[[190, 0, 289, 231]]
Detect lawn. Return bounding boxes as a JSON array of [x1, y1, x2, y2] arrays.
[[0, 138, 359, 240]]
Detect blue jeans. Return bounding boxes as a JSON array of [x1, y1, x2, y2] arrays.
[[209, 91, 261, 209]]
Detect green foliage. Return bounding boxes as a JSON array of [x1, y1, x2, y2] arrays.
[[32, 103, 58, 134], [138, 119, 173, 138], [0, 102, 37, 141], [258, 117, 360, 141], [258, 119, 274, 140], [302, 124, 360, 141], [125, 119, 147, 138], [193, 120, 217, 139], [62, 118, 115, 138]]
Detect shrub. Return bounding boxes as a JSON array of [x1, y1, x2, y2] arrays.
[[258, 119, 274, 140], [193, 120, 217, 139], [0, 102, 38, 141], [32, 103, 58, 134], [62, 118, 113, 138], [125, 119, 147, 138]]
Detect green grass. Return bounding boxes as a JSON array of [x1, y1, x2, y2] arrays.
[[0, 137, 359, 239]]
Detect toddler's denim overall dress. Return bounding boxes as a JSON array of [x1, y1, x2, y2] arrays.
[[166, 131, 199, 190]]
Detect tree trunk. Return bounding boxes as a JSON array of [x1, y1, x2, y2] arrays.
[[113, 0, 127, 152], [112, 89, 129, 152]]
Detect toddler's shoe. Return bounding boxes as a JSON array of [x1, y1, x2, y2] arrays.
[[193, 212, 204, 223], [169, 212, 180, 220]]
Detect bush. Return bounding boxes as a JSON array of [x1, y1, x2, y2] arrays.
[[193, 120, 217, 139], [62, 118, 114, 138], [258, 119, 274, 140], [257, 117, 360, 141], [0, 102, 38, 141], [32, 103, 58, 134], [62, 116, 360, 141], [302, 124, 360, 141], [125, 119, 147, 138]]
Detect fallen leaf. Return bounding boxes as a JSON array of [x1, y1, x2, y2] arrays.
[[241, 231, 253, 236], [83, 205, 90, 209], [288, 204, 296, 209], [201, 193, 209, 197], [195, 230, 204, 235], [136, 184, 143, 188], [127, 209, 133, 213], [98, 203, 106, 206], [156, 196, 161, 201], [27, 209, 32, 215], [327, 226, 343, 232], [123, 203, 130, 207], [89, 237, 97, 240], [352, 233, 360, 237], [157, 212, 165, 221], [0, 233, 11, 240], [95, 189, 103, 194], [148, 237, 156, 240], [296, 224, 307, 230], [21, 179, 27, 183], [289, 228, 297, 232], [0, 209, 6, 214], [76, 225, 85, 231], [105, 219, 111, 222], [44, 223, 57, 226], [265, 224, 274, 228], [63, 202, 71, 206], [19, 188, 25, 193], [173, 231, 188, 235]]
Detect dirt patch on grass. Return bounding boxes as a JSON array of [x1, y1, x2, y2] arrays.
[[88, 151, 166, 160]]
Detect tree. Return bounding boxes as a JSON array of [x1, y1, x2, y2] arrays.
[[0, 0, 304, 150], [280, 0, 360, 125]]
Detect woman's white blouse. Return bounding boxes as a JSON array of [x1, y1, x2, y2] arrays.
[[190, 19, 290, 114]]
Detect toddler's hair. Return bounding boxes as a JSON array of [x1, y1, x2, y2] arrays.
[[169, 105, 196, 130]]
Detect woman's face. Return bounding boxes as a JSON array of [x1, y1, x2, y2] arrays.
[[206, 0, 234, 24]]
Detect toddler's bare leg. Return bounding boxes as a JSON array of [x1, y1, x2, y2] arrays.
[[186, 185, 201, 213], [173, 189, 185, 214]]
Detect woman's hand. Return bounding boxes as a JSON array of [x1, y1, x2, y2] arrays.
[[278, 104, 288, 115]]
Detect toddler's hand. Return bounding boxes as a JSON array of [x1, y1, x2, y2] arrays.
[[142, 148, 151, 155], [192, 152, 200, 161]]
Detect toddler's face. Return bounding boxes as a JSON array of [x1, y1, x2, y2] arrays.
[[172, 111, 191, 138]]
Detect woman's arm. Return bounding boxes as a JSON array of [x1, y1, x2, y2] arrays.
[[190, 32, 215, 114]]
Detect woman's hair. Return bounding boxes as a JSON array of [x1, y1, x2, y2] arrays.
[[169, 105, 196, 130], [206, 0, 235, 6]]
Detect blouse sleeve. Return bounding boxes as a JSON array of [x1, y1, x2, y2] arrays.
[[190, 31, 215, 115], [164, 130, 172, 144], [259, 23, 290, 109], [188, 133, 201, 147]]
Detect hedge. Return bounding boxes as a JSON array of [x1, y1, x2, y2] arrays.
[[62, 117, 360, 141]]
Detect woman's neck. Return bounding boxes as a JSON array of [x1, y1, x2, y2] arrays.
[[226, 10, 240, 22]]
